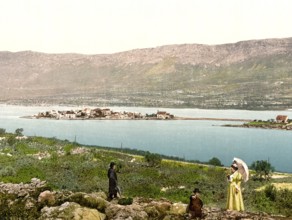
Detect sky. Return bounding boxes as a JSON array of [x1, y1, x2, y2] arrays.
[[1, 0, 292, 54]]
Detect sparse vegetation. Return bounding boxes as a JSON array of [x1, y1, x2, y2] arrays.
[[15, 128, 24, 136], [250, 160, 275, 181], [0, 129, 291, 217], [144, 151, 162, 167]]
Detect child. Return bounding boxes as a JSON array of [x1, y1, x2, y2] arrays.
[[188, 188, 203, 219]]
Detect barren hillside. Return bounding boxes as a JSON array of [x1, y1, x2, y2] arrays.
[[1, 37, 292, 109]]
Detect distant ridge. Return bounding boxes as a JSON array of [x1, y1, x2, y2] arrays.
[[0, 37, 292, 109]]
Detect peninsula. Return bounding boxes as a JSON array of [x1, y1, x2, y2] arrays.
[[24, 107, 251, 122], [224, 115, 292, 131]]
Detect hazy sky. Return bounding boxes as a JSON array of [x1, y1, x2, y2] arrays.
[[1, 0, 292, 54]]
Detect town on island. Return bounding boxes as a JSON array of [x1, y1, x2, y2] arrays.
[[24, 107, 291, 127], [24, 108, 292, 130], [30, 108, 175, 120]]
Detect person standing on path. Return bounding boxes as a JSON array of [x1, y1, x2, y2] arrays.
[[107, 162, 118, 200], [226, 163, 244, 211]]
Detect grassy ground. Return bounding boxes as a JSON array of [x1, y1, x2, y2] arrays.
[[0, 133, 291, 216]]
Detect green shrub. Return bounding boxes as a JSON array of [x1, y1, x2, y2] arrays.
[[250, 160, 274, 181], [15, 142, 39, 154], [251, 191, 276, 213], [118, 197, 133, 205], [144, 152, 162, 167], [15, 166, 45, 183], [276, 189, 292, 216], [0, 166, 16, 177], [0, 128, 6, 135], [7, 135, 16, 146], [64, 144, 74, 155], [31, 136, 58, 146], [208, 157, 223, 166], [264, 184, 277, 201], [15, 128, 24, 136]]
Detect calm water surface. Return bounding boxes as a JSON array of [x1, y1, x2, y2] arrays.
[[0, 105, 291, 172]]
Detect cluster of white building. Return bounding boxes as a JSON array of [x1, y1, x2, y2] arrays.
[[35, 108, 174, 120]]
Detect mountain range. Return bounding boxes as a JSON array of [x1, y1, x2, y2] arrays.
[[1, 37, 292, 109]]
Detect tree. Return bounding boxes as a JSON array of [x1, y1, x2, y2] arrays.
[[208, 157, 223, 166], [7, 135, 16, 146], [0, 128, 6, 135], [15, 128, 24, 136], [144, 152, 162, 167], [250, 160, 274, 181]]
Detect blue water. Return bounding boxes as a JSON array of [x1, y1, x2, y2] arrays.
[[1, 105, 292, 172]]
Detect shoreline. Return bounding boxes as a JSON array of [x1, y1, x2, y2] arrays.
[[174, 117, 252, 122]]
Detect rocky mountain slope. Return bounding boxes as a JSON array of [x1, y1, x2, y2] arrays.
[[1, 37, 292, 109]]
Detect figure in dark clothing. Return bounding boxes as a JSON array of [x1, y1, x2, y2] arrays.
[[188, 188, 203, 219], [108, 162, 118, 200]]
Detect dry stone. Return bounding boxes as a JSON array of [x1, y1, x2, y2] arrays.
[[0, 179, 290, 220], [39, 202, 105, 220]]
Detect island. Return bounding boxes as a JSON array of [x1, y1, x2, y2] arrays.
[[25, 108, 175, 120], [24, 108, 291, 131], [23, 107, 253, 122]]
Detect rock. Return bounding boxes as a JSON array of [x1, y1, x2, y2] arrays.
[[39, 202, 106, 220], [0, 179, 290, 219], [170, 202, 187, 215], [147, 200, 172, 215], [74, 206, 106, 220], [38, 190, 56, 206], [68, 192, 109, 212], [105, 203, 148, 220]]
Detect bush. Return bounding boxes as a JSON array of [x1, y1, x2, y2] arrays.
[[7, 135, 16, 146], [15, 166, 45, 183], [208, 157, 223, 166], [0, 166, 16, 177], [144, 152, 162, 167], [15, 128, 24, 136], [250, 160, 274, 181], [118, 197, 133, 205], [264, 184, 277, 201], [15, 142, 38, 154], [276, 189, 292, 216], [251, 191, 276, 213], [0, 128, 6, 135], [64, 144, 74, 155], [250, 186, 292, 216]]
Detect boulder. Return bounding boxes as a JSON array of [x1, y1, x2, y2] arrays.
[[38, 190, 56, 206], [105, 203, 148, 220], [146, 200, 172, 216], [68, 192, 109, 212], [39, 202, 106, 220], [170, 202, 188, 215]]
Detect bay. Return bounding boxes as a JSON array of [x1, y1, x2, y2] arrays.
[[0, 105, 291, 172]]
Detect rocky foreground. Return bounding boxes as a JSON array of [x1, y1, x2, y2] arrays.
[[0, 178, 290, 220]]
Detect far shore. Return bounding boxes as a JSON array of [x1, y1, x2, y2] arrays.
[[174, 117, 252, 122]]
